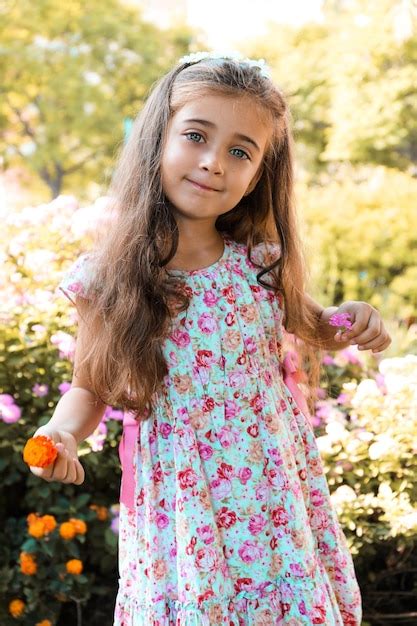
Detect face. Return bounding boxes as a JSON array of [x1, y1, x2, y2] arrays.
[[160, 93, 271, 226]]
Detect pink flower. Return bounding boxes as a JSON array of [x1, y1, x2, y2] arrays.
[[328, 312, 353, 331], [50, 331, 76, 360], [237, 466, 253, 485], [156, 513, 169, 530], [248, 513, 267, 535], [171, 329, 191, 348], [197, 524, 215, 544], [203, 290, 219, 306], [238, 539, 264, 563], [197, 313, 218, 334], [104, 407, 124, 421], [32, 383, 49, 397], [0, 395, 21, 423], [86, 420, 107, 451], [58, 381, 71, 395]]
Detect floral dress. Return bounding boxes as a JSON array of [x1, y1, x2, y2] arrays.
[[59, 235, 362, 626]]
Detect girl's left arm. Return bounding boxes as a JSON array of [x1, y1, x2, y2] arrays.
[[304, 294, 392, 353]]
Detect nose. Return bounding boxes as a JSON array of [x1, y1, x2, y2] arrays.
[[199, 149, 224, 176]]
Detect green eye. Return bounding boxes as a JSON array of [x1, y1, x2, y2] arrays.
[[186, 132, 203, 142], [230, 148, 249, 160]]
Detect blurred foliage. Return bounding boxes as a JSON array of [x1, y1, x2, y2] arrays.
[[247, 0, 417, 175], [0, 0, 194, 199], [298, 166, 417, 324]]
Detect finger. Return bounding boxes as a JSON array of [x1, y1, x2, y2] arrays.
[[62, 457, 77, 484], [350, 313, 381, 345], [73, 459, 85, 485], [371, 337, 392, 353], [358, 332, 390, 351], [51, 450, 69, 482]]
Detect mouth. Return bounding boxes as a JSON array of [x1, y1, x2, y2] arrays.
[[186, 178, 221, 192]]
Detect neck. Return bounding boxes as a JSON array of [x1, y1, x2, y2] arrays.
[[167, 221, 224, 271]]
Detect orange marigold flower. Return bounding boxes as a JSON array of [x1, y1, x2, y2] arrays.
[[66, 559, 83, 575], [36, 620, 53, 626], [42, 515, 57, 533], [20, 552, 37, 575], [23, 435, 58, 468], [9, 598, 25, 617], [69, 518, 87, 535], [28, 519, 46, 539], [59, 521, 76, 540], [90, 504, 108, 521]]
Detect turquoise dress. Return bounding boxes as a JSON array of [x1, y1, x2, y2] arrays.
[[60, 235, 362, 625]]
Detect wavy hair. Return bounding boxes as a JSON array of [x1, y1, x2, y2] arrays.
[[78, 59, 323, 419]]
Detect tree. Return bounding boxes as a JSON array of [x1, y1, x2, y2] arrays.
[[0, 0, 192, 198]]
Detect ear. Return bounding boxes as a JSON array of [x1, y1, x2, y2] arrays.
[[244, 166, 263, 196]]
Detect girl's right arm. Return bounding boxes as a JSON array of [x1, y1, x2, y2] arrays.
[[29, 296, 107, 485]]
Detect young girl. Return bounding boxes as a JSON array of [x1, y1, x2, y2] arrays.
[[30, 52, 391, 625]]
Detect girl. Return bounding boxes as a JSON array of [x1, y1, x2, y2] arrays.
[[30, 52, 391, 625]]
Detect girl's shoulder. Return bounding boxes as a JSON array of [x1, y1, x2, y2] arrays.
[[57, 252, 98, 303]]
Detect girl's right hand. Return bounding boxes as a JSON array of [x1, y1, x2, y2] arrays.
[[29, 428, 85, 485]]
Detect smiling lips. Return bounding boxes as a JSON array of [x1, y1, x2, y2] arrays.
[[186, 178, 221, 192]]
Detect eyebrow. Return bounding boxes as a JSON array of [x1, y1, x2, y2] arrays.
[[182, 118, 261, 152]]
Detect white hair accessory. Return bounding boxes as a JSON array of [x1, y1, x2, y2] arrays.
[[178, 50, 271, 79]]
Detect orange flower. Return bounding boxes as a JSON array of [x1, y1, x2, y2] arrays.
[[36, 621, 53, 626], [66, 559, 83, 575], [27, 513, 56, 538], [69, 518, 87, 535], [42, 514, 57, 533], [28, 519, 46, 539], [9, 599, 25, 617], [23, 435, 58, 468], [59, 521, 76, 540], [90, 504, 108, 521], [20, 552, 37, 575]]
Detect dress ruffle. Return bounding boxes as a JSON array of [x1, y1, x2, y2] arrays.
[[115, 559, 361, 625]]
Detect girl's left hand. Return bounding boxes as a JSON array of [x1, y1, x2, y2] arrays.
[[332, 301, 392, 353]]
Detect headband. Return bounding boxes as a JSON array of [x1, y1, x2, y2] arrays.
[[178, 50, 271, 80]]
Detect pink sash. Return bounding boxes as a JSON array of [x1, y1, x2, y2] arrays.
[[118, 411, 139, 509], [118, 352, 309, 509], [281, 351, 310, 418]]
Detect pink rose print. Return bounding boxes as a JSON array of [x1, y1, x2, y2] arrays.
[[247, 423, 259, 438], [216, 462, 234, 480], [224, 311, 235, 328], [159, 422, 173, 439], [248, 513, 267, 535], [198, 312, 218, 334], [217, 425, 239, 448], [238, 466, 252, 485], [195, 349, 216, 367], [234, 577, 255, 593], [203, 290, 219, 306], [210, 477, 232, 500], [195, 547, 218, 572], [222, 285, 236, 304], [271, 506, 290, 527], [249, 393, 265, 414], [215, 506, 237, 529], [310, 489, 326, 507], [177, 468, 198, 490], [224, 399, 239, 419], [197, 441, 214, 460], [309, 508, 330, 531], [238, 539, 264, 563], [171, 329, 191, 348], [244, 337, 257, 354], [197, 524, 215, 544]]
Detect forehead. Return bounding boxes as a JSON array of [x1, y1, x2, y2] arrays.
[[170, 93, 272, 145]]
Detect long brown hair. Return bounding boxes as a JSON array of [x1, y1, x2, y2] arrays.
[[78, 59, 323, 419]]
